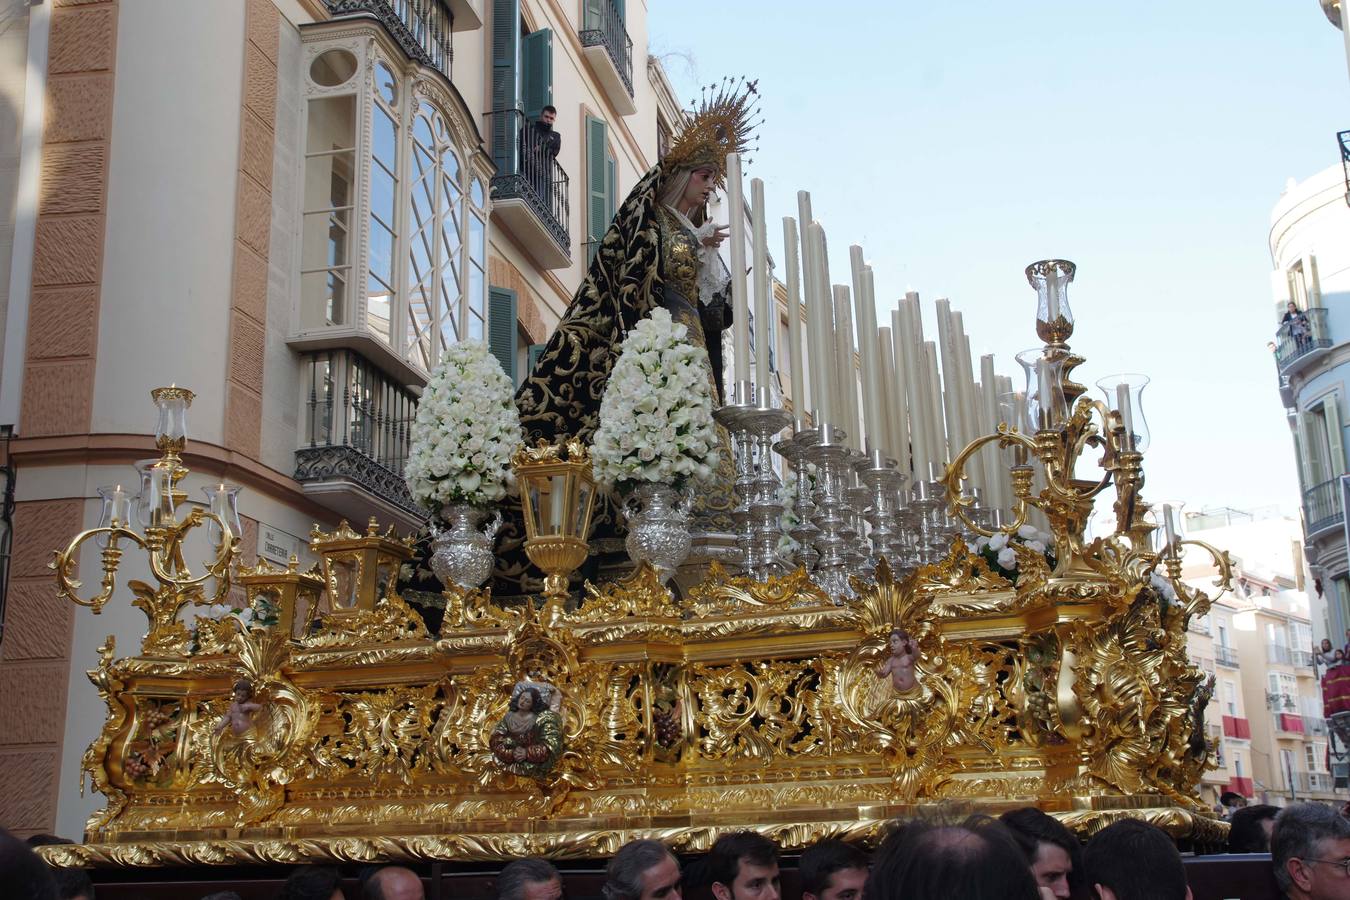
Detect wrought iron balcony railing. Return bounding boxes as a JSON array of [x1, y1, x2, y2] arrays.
[[1340, 129, 1350, 207], [1216, 644, 1240, 667], [485, 108, 571, 255], [1304, 476, 1345, 536], [579, 0, 633, 97], [295, 349, 420, 516], [326, 0, 453, 79], [1274, 307, 1331, 372]]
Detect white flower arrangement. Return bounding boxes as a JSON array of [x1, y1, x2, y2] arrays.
[[592, 308, 720, 493], [973, 523, 1055, 580], [404, 340, 523, 509], [1148, 571, 1179, 603]]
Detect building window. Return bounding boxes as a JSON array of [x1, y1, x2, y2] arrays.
[[1224, 680, 1237, 716], [586, 115, 617, 263], [1307, 741, 1327, 772], [1298, 395, 1346, 488], [298, 32, 493, 379]]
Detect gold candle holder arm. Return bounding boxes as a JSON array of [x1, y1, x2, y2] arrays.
[[144, 508, 239, 605], [51, 525, 149, 614], [1143, 537, 1234, 617], [941, 425, 1039, 537]]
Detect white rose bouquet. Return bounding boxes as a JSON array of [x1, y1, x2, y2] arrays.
[[591, 308, 720, 494], [973, 523, 1055, 583], [404, 340, 523, 510]]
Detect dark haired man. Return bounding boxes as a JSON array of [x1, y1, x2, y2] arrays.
[[603, 839, 681, 900], [1228, 804, 1280, 853], [707, 832, 780, 900], [799, 839, 867, 900], [521, 105, 561, 203], [498, 858, 562, 900], [1000, 807, 1080, 899], [1082, 819, 1190, 900]]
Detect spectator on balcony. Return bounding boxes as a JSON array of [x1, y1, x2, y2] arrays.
[[1271, 802, 1350, 900], [1284, 301, 1312, 353], [520, 105, 561, 203]]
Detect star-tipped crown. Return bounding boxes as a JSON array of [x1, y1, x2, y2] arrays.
[[663, 76, 762, 184]]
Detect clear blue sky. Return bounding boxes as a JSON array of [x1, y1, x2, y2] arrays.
[[649, 1, 1350, 516]]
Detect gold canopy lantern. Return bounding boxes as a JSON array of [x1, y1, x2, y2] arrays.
[[513, 439, 598, 602]]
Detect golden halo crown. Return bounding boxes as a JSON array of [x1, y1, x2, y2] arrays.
[[663, 77, 762, 184]]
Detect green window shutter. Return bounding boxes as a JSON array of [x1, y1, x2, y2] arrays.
[[586, 116, 608, 264], [521, 28, 553, 121], [1293, 412, 1310, 490], [604, 152, 617, 224], [527, 342, 546, 377], [488, 287, 518, 385], [1326, 395, 1347, 477], [613, 0, 625, 21], [490, 0, 521, 174], [1301, 409, 1326, 486]]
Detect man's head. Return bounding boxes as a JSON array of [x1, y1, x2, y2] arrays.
[[1220, 791, 1247, 811], [798, 840, 867, 900], [1228, 804, 1280, 853], [603, 839, 681, 900], [364, 865, 423, 900], [862, 816, 1040, 900], [498, 858, 562, 900], [999, 807, 1081, 900], [282, 865, 345, 900], [539, 105, 557, 128], [707, 832, 780, 900], [1082, 819, 1190, 900], [1, 829, 57, 900], [23, 835, 92, 900], [1272, 802, 1350, 899]]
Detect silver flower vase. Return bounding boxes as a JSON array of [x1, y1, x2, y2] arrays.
[[430, 502, 502, 589], [622, 482, 693, 584]]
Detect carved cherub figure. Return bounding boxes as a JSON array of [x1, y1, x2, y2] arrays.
[[877, 628, 919, 693], [215, 679, 262, 737]]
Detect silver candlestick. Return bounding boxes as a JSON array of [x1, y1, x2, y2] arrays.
[[855, 449, 906, 571], [775, 421, 819, 571], [804, 422, 855, 600], [844, 475, 873, 578], [714, 383, 793, 582]]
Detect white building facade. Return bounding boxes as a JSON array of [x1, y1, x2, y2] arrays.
[[0, 0, 680, 839]]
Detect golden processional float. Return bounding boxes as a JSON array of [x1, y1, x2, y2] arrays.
[[42, 261, 1232, 870]]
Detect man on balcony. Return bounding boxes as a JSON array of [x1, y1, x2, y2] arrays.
[[520, 105, 561, 206]]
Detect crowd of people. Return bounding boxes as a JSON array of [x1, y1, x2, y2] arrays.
[[5, 801, 1350, 900]]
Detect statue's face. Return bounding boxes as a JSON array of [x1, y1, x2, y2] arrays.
[[518, 691, 534, 712], [890, 632, 907, 652], [684, 167, 716, 209], [233, 686, 249, 703]]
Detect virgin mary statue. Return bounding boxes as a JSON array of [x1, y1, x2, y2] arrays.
[[496, 79, 761, 597]]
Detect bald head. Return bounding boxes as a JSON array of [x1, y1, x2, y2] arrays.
[[367, 866, 424, 900]]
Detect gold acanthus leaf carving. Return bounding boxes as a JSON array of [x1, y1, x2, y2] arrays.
[[686, 563, 832, 616]]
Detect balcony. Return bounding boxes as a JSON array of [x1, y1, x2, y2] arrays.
[[1189, 617, 1212, 636], [1274, 307, 1332, 375], [1309, 716, 1330, 736], [1216, 644, 1240, 667], [485, 109, 571, 269], [1226, 775, 1255, 798], [294, 349, 425, 530], [1222, 715, 1251, 740], [1269, 644, 1293, 665], [1293, 649, 1316, 669], [325, 0, 466, 78], [1304, 477, 1345, 537], [579, 0, 635, 116], [1309, 771, 1336, 792], [1273, 712, 1306, 735]]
